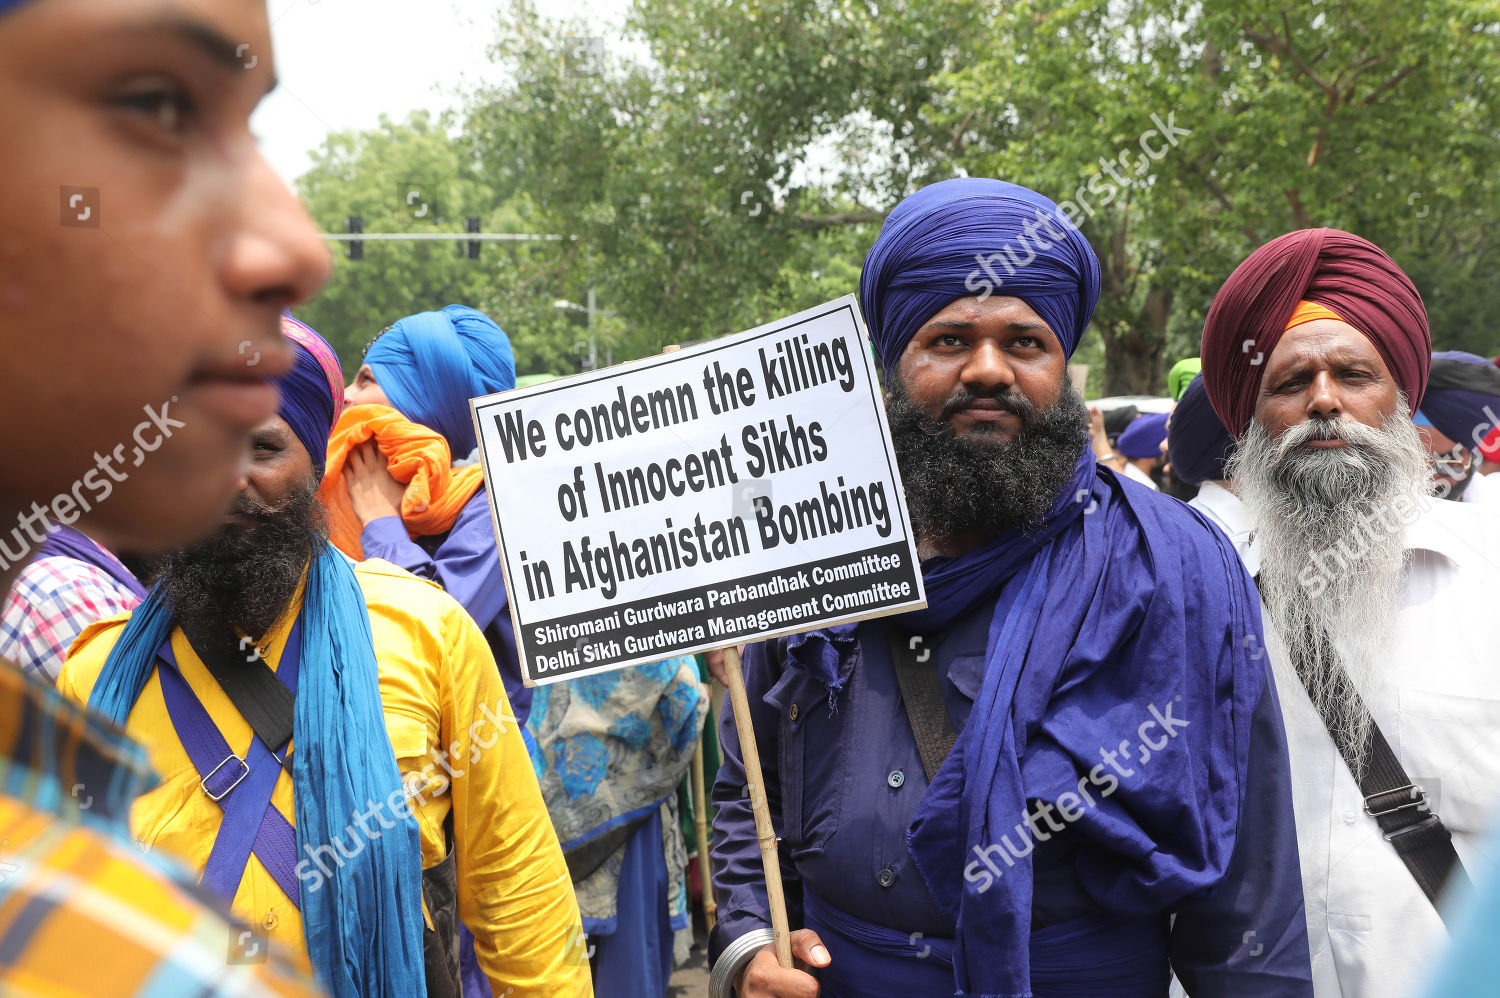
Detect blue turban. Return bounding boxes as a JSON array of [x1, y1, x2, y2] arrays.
[[276, 316, 344, 477], [859, 178, 1101, 374], [1417, 350, 1500, 449], [364, 304, 516, 456], [1168, 375, 1236, 484], [0, 0, 35, 14], [1116, 412, 1169, 459]]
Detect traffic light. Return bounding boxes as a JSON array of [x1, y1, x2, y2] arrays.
[[346, 216, 363, 260], [466, 217, 481, 260]]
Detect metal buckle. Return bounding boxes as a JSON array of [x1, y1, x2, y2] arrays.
[[1364, 783, 1426, 817], [201, 754, 249, 801], [1384, 813, 1442, 843]]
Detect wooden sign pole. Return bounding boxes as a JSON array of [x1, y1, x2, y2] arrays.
[[721, 644, 794, 968], [665, 341, 786, 966]]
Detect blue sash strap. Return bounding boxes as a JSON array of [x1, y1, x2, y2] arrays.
[[802, 886, 1170, 998], [157, 624, 303, 908], [802, 886, 956, 998]]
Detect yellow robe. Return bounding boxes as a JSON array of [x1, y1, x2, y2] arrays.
[[61, 558, 591, 997]]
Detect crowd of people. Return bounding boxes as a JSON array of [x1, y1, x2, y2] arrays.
[[2, 1, 1498, 997]]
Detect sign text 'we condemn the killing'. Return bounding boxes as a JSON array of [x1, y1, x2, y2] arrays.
[[472, 296, 925, 684]]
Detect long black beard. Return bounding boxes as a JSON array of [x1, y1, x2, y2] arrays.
[[886, 376, 1089, 545], [154, 475, 326, 642]]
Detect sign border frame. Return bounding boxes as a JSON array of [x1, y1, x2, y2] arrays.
[[469, 294, 927, 685]]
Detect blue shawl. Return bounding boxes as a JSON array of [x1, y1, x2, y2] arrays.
[[784, 451, 1264, 997], [88, 544, 427, 997]]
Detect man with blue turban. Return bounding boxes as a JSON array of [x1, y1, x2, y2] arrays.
[[340, 305, 534, 733], [1411, 351, 1500, 505], [61, 320, 591, 998], [1114, 412, 1170, 491], [709, 179, 1312, 998], [1167, 375, 1254, 573]]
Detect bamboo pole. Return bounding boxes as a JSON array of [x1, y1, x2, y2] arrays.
[[721, 644, 793, 968], [690, 738, 717, 931], [662, 343, 785, 964]]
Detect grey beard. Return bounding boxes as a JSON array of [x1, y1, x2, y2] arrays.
[[1228, 401, 1430, 773]]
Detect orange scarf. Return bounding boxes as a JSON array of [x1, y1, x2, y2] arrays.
[[320, 403, 486, 559]]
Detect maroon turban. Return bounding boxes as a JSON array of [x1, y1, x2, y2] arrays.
[[1200, 228, 1430, 437]]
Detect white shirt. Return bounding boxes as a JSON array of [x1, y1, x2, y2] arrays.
[[1460, 468, 1500, 506], [1121, 460, 1159, 491], [1187, 481, 1259, 577], [1250, 498, 1500, 998]]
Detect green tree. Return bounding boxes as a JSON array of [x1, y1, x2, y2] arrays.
[[461, 0, 1500, 392], [294, 111, 592, 377], [466, 0, 989, 358], [298, 2, 1498, 391]]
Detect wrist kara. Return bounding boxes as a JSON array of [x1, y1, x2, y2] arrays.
[[710, 927, 777, 998]]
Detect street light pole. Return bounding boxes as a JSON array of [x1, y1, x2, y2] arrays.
[[586, 287, 598, 371]]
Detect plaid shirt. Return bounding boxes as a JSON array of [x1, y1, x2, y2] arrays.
[[0, 660, 324, 996], [0, 555, 139, 684]]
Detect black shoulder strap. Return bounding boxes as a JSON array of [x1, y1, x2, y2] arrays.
[[1253, 579, 1471, 918], [888, 629, 957, 783], [180, 619, 297, 770]]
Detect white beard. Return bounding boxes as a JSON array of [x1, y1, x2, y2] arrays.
[[1228, 402, 1432, 773]]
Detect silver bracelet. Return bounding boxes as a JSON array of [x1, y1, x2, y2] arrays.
[[709, 927, 778, 998]]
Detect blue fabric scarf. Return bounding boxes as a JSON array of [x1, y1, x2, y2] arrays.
[[88, 543, 426, 998], [784, 451, 1264, 998]]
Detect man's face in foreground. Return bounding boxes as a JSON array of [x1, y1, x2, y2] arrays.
[[894, 295, 1069, 443], [0, 0, 330, 552], [1253, 319, 1400, 441], [1237, 319, 1422, 519], [886, 295, 1087, 549]]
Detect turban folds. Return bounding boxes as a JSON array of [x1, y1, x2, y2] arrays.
[[364, 304, 515, 457], [1419, 350, 1500, 449], [277, 316, 344, 475], [1200, 228, 1430, 436], [1168, 375, 1236, 484], [859, 178, 1101, 373], [1116, 412, 1169, 458]]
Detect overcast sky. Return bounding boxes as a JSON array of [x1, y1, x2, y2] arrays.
[[252, 0, 630, 185]]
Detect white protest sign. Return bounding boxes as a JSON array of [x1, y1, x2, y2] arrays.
[[471, 295, 925, 685]]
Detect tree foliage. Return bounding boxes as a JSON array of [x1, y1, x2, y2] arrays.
[[298, 1, 1500, 392], [293, 111, 594, 376]]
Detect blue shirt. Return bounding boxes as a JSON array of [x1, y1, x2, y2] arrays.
[[709, 596, 1313, 996], [361, 488, 532, 728]]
